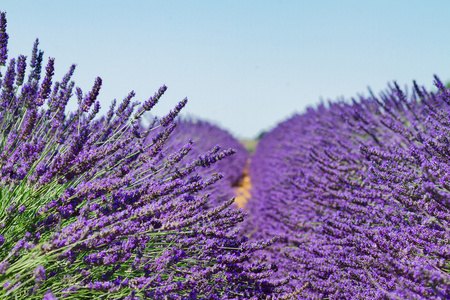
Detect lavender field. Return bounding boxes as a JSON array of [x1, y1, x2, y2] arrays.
[[1, 9, 450, 300], [244, 79, 450, 298]]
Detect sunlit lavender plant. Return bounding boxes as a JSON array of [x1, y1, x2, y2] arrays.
[[247, 78, 450, 298], [154, 118, 250, 209], [0, 11, 279, 299]]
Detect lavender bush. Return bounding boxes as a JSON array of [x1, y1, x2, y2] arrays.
[[0, 11, 280, 299], [246, 78, 450, 298], [157, 119, 250, 209]]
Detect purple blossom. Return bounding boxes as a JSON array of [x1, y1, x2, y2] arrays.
[[1, 57, 15, 108], [160, 97, 187, 126], [43, 292, 58, 300], [29, 39, 38, 69], [18, 205, 25, 214], [31, 50, 43, 81], [133, 84, 167, 121], [0, 11, 8, 66], [15, 54, 27, 86], [34, 265, 46, 284], [36, 57, 55, 106], [19, 109, 37, 141], [81, 76, 102, 112], [0, 261, 10, 274]]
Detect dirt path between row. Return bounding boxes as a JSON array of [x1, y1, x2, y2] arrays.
[[234, 159, 252, 208]]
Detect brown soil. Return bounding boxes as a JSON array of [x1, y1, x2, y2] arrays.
[[234, 159, 252, 208]]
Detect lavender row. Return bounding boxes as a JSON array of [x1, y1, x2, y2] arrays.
[[150, 118, 250, 209], [0, 12, 280, 299], [246, 79, 450, 298]]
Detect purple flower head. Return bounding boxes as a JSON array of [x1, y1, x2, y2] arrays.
[[0, 11, 8, 66], [15, 54, 27, 86], [29, 39, 39, 68], [31, 50, 44, 81], [160, 97, 188, 126], [133, 84, 167, 121], [43, 292, 58, 300], [75, 86, 83, 105], [81, 76, 102, 112], [116, 90, 135, 116], [1, 57, 16, 107], [19, 109, 37, 141], [36, 57, 55, 106], [0, 261, 9, 274], [34, 265, 46, 284]]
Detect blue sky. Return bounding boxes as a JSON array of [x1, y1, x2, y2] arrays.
[[2, 1, 450, 139]]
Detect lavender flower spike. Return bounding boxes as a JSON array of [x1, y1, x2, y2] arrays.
[[133, 84, 167, 121], [36, 57, 55, 106], [15, 54, 27, 86], [81, 76, 102, 112], [43, 292, 58, 300], [160, 97, 188, 126], [0, 11, 8, 66]]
